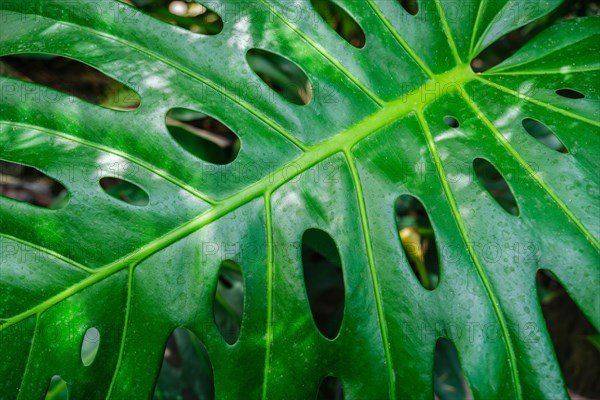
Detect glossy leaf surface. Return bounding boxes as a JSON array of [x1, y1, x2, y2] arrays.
[[0, 1, 599, 399]]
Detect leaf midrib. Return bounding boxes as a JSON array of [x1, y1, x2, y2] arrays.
[[3, 4, 598, 399], [0, 1, 445, 206], [4, 63, 596, 400], [0, 64, 474, 331], [3, 64, 473, 400], [6, 65, 595, 400]]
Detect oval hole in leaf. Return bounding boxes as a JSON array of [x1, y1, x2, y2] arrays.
[[522, 118, 568, 154], [434, 338, 472, 400], [0, 54, 140, 110], [0, 160, 69, 209], [246, 49, 313, 106], [99, 177, 149, 207], [310, 0, 366, 48], [166, 108, 241, 165], [130, 0, 223, 35], [536, 269, 600, 396], [155, 327, 215, 399], [444, 115, 460, 128], [301, 229, 345, 340], [45, 375, 68, 400], [473, 158, 520, 216], [80, 327, 100, 366], [213, 260, 244, 345], [398, 0, 419, 16], [555, 88, 585, 99], [317, 376, 344, 399], [395, 195, 439, 290]]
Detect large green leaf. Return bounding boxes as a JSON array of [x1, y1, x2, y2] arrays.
[[1, 0, 599, 398]]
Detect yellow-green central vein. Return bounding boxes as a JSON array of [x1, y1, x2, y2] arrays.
[[0, 65, 474, 333]]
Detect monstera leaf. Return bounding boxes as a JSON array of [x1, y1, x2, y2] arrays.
[[1, 0, 599, 399]]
